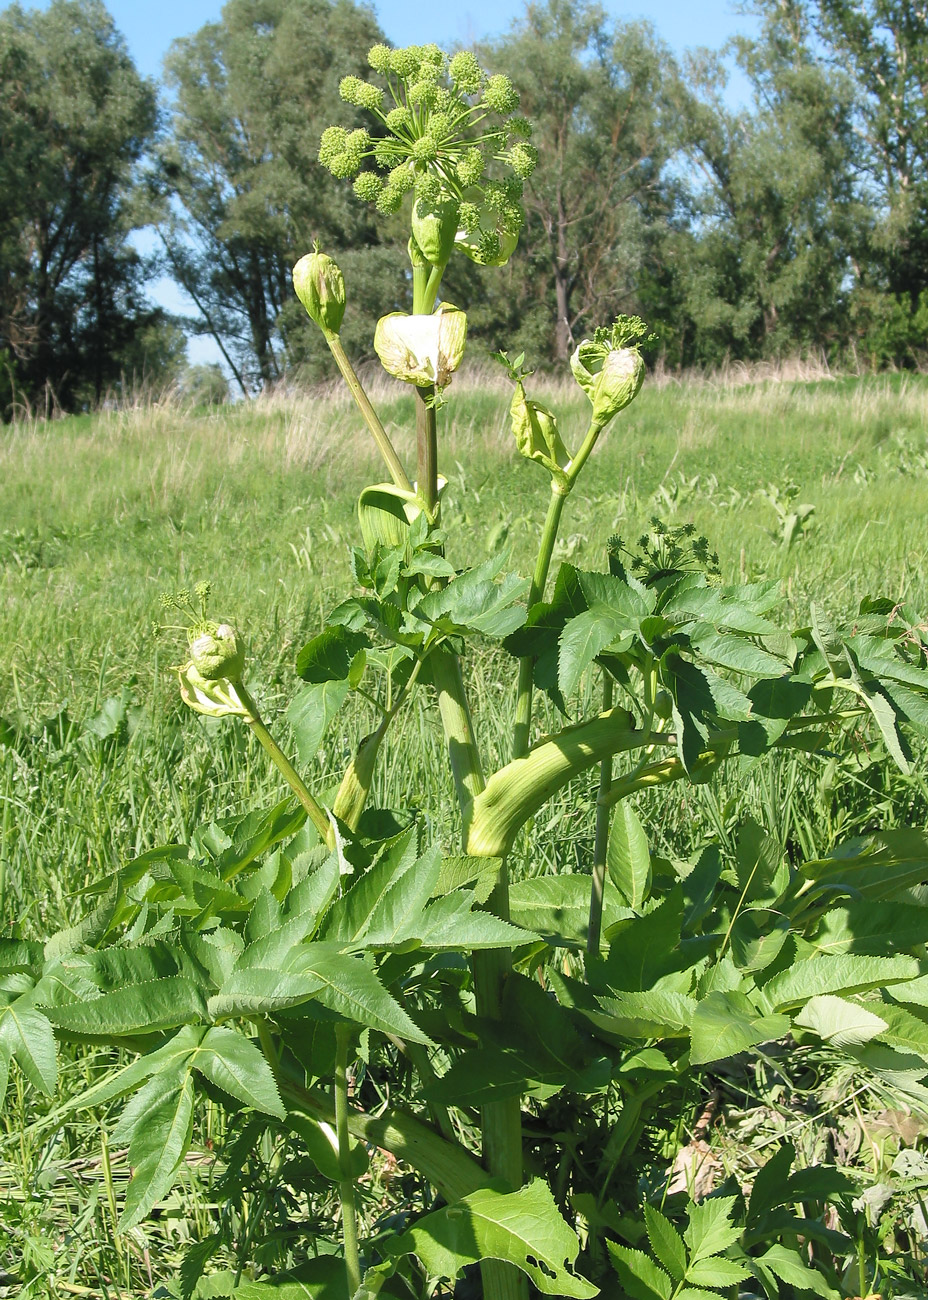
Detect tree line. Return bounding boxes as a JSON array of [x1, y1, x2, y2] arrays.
[[1, 0, 927, 415]]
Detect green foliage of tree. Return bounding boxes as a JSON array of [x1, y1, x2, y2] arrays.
[[446, 0, 681, 365], [159, 0, 407, 393], [666, 3, 862, 366], [0, 0, 174, 415]]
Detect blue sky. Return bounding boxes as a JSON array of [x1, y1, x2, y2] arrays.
[[29, 0, 760, 368]]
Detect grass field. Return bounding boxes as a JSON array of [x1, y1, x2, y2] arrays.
[[3, 369, 928, 1294]]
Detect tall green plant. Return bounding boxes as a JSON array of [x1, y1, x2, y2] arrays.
[[8, 39, 928, 1300]]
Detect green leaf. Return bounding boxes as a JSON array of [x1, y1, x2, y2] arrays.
[[690, 627, 785, 677], [434, 855, 502, 905], [643, 1203, 686, 1282], [232, 1257, 350, 1298], [389, 1179, 597, 1298], [685, 1257, 751, 1287], [873, 1002, 928, 1055], [606, 1243, 671, 1300], [321, 828, 421, 944], [297, 949, 432, 1044], [119, 1073, 195, 1231], [683, 1195, 740, 1263], [190, 1027, 284, 1117], [746, 1142, 795, 1223], [807, 900, 928, 956], [797, 828, 928, 900], [585, 990, 696, 1041], [296, 626, 370, 683], [0, 998, 56, 1097], [558, 607, 626, 700], [508, 875, 631, 947], [286, 680, 349, 764], [734, 819, 788, 905], [690, 991, 789, 1065], [46, 976, 207, 1037], [207, 969, 325, 1020], [756, 1245, 840, 1298], [792, 995, 887, 1048], [352, 845, 443, 949], [67, 1025, 207, 1110], [860, 683, 911, 773], [760, 954, 918, 1011], [400, 891, 535, 952], [607, 802, 652, 909]]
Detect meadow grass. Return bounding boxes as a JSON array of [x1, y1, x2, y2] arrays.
[[2, 370, 928, 1294]]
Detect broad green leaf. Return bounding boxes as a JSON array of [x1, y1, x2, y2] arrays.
[[296, 626, 370, 683], [298, 950, 432, 1044], [233, 1257, 350, 1298], [120, 1073, 196, 1231], [643, 1203, 686, 1282], [191, 1027, 284, 1117], [322, 828, 421, 944], [508, 875, 631, 947], [68, 1025, 207, 1110], [236, 854, 341, 971], [747, 1142, 795, 1223], [0, 998, 56, 1097], [287, 680, 349, 764], [760, 954, 918, 1011], [558, 607, 626, 700], [434, 854, 502, 905], [683, 1195, 739, 1263], [875, 1002, 928, 1055], [860, 683, 911, 773], [690, 991, 789, 1065], [756, 1245, 840, 1299], [734, 819, 788, 905], [807, 900, 928, 956], [46, 976, 207, 1037], [606, 1243, 671, 1300], [398, 891, 535, 952], [608, 802, 651, 909], [797, 828, 928, 901], [585, 990, 696, 1041], [389, 1179, 597, 1298], [353, 845, 443, 949], [792, 995, 887, 1048], [208, 969, 325, 1020], [685, 1258, 751, 1287], [690, 627, 785, 678]]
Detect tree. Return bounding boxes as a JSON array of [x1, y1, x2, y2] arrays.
[[671, 2, 861, 364], [160, 0, 406, 393], [473, 0, 681, 363], [0, 0, 170, 415]]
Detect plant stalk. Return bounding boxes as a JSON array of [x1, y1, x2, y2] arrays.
[[335, 1025, 362, 1297], [237, 686, 331, 843], [415, 385, 439, 515], [587, 673, 615, 958], [327, 335, 412, 492], [512, 482, 570, 758]]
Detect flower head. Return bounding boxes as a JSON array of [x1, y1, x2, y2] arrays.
[[319, 43, 532, 269], [374, 303, 467, 389], [570, 316, 653, 432]]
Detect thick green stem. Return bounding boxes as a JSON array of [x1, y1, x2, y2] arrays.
[[587, 674, 615, 958], [415, 385, 439, 515], [238, 687, 331, 843], [468, 709, 661, 860], [429, 648, 526, 1300], [327, 335, 412, 492], [335, 1026, 361, 1297], [512, 483, 570, 758], [279, 1076, 488, 1204]]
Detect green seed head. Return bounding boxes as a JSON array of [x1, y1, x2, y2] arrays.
[[483, 73, 519, 115], [449, 50, 483, 93], [292, 248, 346, 339], [339, 76, 383, 111], [353, 171, 384, 201], [367, 43, 392, 73]]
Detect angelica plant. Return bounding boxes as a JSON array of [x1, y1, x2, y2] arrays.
[[11, 39, 928, 1300]]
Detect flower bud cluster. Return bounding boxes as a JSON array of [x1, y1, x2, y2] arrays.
[[570, 315, 654, 432], [319, 43, 535, 268]]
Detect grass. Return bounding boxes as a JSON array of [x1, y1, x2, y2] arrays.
[[2, 369, 928, 1294]]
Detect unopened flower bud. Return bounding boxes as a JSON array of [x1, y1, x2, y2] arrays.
[[374, 303, 467, 389], [570, 337, 645, 431], [292, 249, 346, 339], [189, 622, 245, 682], [510, 383, 572, 486], [411, 194, 459, 268], [178, 663, 252, 720]]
